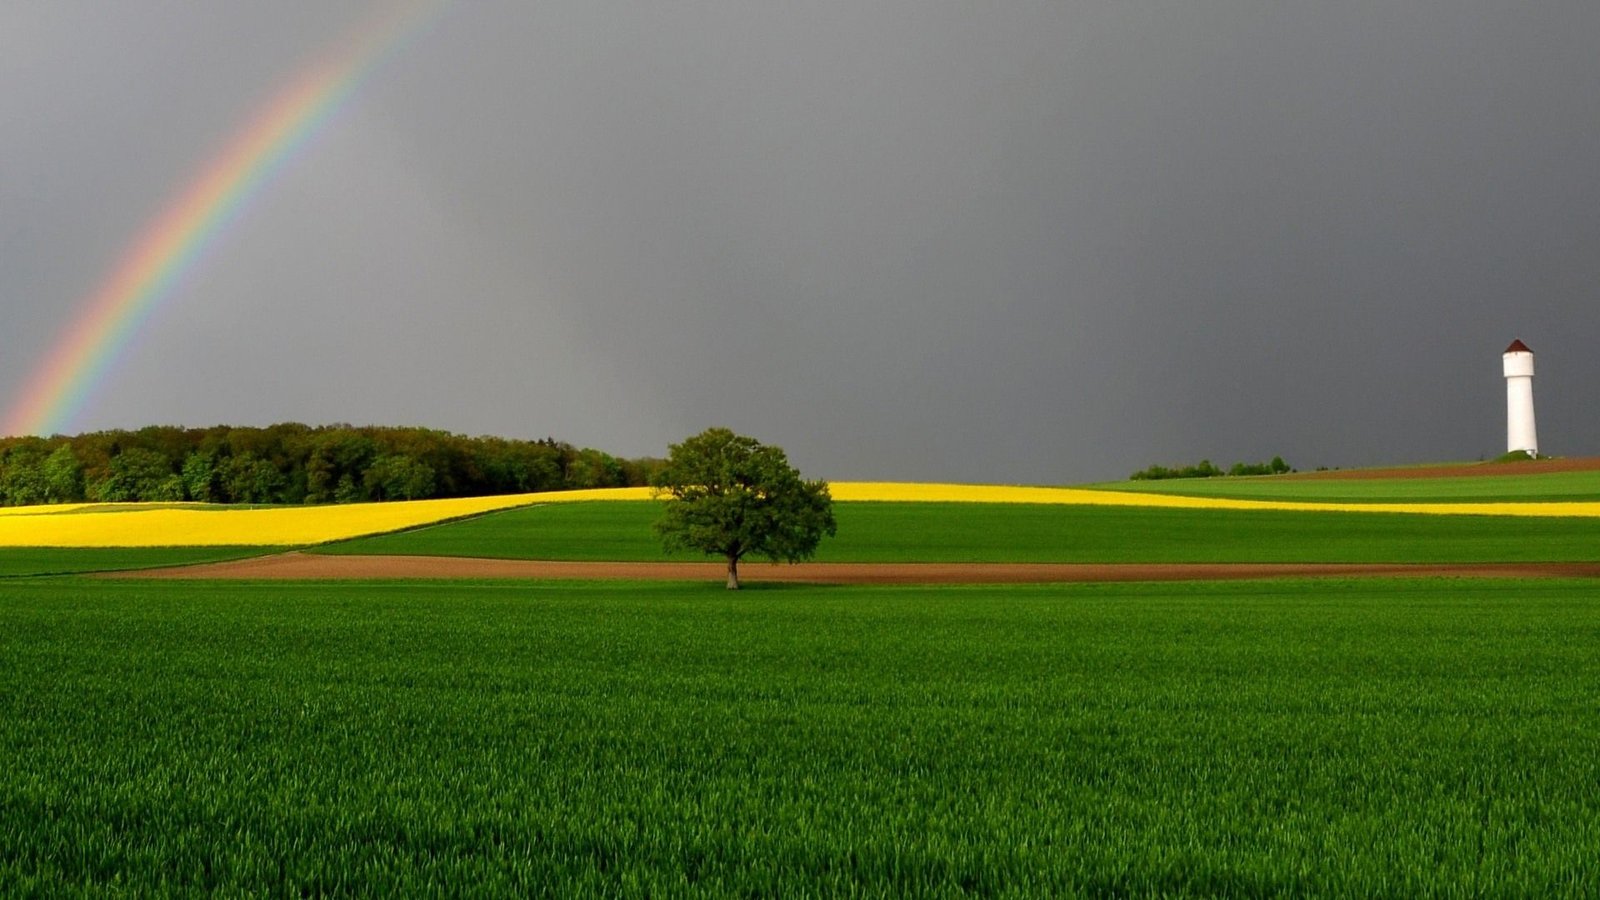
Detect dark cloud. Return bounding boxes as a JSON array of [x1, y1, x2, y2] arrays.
[[4, 2, 1597, 481]]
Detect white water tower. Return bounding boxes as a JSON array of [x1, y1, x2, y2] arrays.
[[1503, 339, 1538, 457]]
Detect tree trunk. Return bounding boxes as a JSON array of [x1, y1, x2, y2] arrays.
[[726, 555, 740, 590]]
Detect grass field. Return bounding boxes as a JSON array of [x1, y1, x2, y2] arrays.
[[2, 577, 1596, 895], [1088, 469, 1600, 503], [318, 500, 1600, 563], [6, 470, 1600, 892], [0, 547, 273, 577]]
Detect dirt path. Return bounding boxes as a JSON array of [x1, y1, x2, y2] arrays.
[[108, 552, 1600, 584]]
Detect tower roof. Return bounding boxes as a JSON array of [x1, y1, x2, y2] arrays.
[[1505, 339, 1532, 354]]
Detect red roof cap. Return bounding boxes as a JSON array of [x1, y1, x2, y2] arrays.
[[1505, 339, 1532, 354]]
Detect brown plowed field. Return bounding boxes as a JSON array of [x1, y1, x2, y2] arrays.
[[111, 552, 1600, 584], [1280, 457, 1600, 480]]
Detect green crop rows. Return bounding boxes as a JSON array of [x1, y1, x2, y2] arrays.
[[3, 578, 1597, 895], [317, 500, 1600, 564], [7, 468, 1600, 893]]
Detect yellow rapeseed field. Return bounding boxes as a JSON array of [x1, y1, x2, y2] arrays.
[[828, 481, 1600, 517], [0, 488, 660, 548], [1, 482, 1597, 548], [0, 494, 511, 548]]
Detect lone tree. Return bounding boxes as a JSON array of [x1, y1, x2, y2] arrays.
[[653, 428, 836, 589]]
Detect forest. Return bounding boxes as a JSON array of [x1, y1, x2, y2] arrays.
[[0, 423, 660, 506]]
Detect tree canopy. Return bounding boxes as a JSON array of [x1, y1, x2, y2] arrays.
[[653, 428, 836, 589], [0, 423, 662, 507]]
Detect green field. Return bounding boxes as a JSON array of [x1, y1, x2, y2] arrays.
[[318, 500, 1600, 563], [1087, 468, 1600, 503], [7, 477, 1600, 892], [2, 577, 1596, 895], [0, 547, 273, 578]]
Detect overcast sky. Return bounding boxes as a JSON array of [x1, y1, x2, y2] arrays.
[[3, 2, 1597, 482]]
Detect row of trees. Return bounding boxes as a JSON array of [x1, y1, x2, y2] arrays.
[[0, 423, 662, 507], [1129, 456, 1292, 481]]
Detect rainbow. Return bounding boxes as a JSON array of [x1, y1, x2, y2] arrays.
[[3, 1, 448, 437]]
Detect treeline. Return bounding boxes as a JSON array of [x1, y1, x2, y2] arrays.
[[1130, 456, 1292, 481], [0, 423, 662, 507]]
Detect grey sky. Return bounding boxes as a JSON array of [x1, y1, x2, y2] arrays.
[[3, 2, 1597, 482]]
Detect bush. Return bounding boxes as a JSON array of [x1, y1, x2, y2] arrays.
[[1131, 456, 1293, 481]]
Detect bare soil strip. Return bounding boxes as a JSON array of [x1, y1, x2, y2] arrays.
[[109, 553, 1600, 584], [1280, 457, 1600, 480]]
